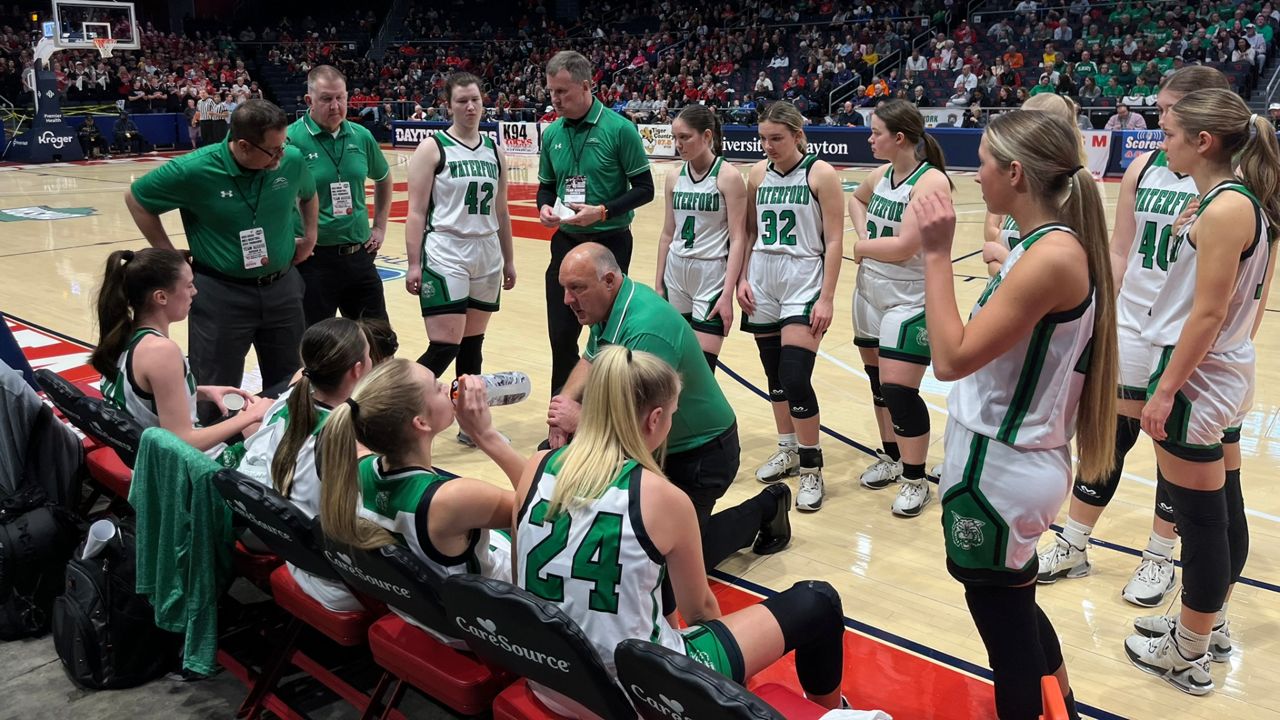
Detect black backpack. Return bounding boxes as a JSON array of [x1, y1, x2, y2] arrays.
[[51, 521, 178, 688], [0, 484, 82, 639]]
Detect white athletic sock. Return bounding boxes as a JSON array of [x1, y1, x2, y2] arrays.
[[1215, 602, 1229, 628], [1060, 518, 1093, 551], [1146, 531, 1177, 560], [1174, 621, 1210, 660], [778, 433, 797, 448]]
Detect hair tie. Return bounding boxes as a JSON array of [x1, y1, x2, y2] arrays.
[[121, 250, 135, 263], [345, 398, 360, 416], [1248, 113, 1259, 140], [300, 368, 312, 379], [624, 347, 634, 364], [1064, 164, 1084, 180]]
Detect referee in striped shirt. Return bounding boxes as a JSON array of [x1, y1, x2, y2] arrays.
[[197, 91, 218, 147]]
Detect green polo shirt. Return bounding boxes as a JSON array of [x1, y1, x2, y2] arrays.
[[584, 276, 735, 453], [286, 114, 389, 246], [130, 138, 317, 278], [538, 99, 650, 235]]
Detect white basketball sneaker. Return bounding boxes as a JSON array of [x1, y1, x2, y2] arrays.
[[1133, 615, 1233, 663], [890, 478, 931, 517], [796, 468, 824, 512], [1124, 631, 1215, 696], [756, 446, 799, 484], [1122, 552, 1177, 607], [859, 451, 902, 490], [1036, 534, 1092, 584]]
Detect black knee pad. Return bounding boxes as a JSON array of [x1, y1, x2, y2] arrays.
[[416, 341, 460, 377], [778, 346, 818, 419], [1225, 468, 1249, 583], [755, 335, 785, 403], [760, 581, 844, 697], [1034, 604, 1064, 673], [865, 365, 887, 407], [963, 583, 1047, 719], [456, 333, 485, 377], [1073, 415, 1141, 507], [1154, 470, 1177, 524], [881, 382, 929, 439], [1166, 483, 1230, 614]]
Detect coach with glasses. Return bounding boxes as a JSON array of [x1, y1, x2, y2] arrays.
[[124, 99, 318, 394]]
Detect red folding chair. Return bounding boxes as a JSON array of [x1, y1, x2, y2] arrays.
[[1040, 676, 1069, 720]]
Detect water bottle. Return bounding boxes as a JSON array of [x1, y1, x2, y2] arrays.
[[452, 371, 532, 407]]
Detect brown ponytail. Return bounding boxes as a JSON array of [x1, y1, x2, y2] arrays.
[[90, 248, 190, 379], [873, 99, 954, 188]]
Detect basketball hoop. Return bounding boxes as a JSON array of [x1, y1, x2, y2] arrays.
[[93, 36, 116, 58]]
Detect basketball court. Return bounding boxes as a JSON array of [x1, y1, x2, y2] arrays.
[[2, 141, 1278, 718]]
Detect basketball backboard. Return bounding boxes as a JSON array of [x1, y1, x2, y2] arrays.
[[50, 0, 139, 52]]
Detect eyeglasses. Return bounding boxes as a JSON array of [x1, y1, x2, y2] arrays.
[[246, 139, 285, 159]]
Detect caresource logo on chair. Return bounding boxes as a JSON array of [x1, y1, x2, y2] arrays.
[[228, 499, 293, 542], [454, 615, 572, 672], [629, 685, 694, 720], [323, 549, 412, 599]]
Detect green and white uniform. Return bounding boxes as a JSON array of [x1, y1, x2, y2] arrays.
[[664, 157, 732, 335], [420, 131, 504, 316], [997, 215, 1020, 250], [853, 162, 938, 364], [743, 154, 826, 333], [1117, 151, 1199, 399], [516, 449, 742, 682], [358, 455, 512, 645], [940, 224, 1096, 582], [1142, 181, 1270, 459]]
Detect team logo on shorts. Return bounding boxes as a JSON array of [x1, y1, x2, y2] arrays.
[[421, 282, 436, 299], [916, 327, 930, 347], [950, 512, 986, 550]]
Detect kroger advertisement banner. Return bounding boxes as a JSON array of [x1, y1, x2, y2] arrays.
[[638, 124, 676, 157], [498, 121, 540, 155]]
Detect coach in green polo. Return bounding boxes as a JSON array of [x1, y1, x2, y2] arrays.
[[288, 65, 393, 326], [124, 99, 318, 392], [537, 50, 655, 396], [547, 243, 791, 567]]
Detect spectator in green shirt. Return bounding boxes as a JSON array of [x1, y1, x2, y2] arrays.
[[1075, 51, 1100, 79], [1030, 74, 1058, 95], [1103, 76, 1128, 97], [125, 99, 318, 393]]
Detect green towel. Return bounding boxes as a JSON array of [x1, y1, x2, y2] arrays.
[[129, 427, 233, 675]]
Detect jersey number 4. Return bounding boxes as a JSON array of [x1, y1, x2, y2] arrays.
[[1137, 221, 1177, 271], [465, 181, 495, 215], [680, 216, 697, 249], [760, 209, 797, 245], [523, 499, 624, 613]]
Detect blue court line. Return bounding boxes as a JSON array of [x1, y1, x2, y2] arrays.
[[716, 357, 1280, 597], [709, 569, 1127, 720]]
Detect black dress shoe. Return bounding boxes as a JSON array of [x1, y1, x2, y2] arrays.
[[753, 483, 792, 555]]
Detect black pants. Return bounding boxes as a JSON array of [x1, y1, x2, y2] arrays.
[[297, 245, 388, 327], [664, 425, 761, 569], [545, 227, 633, 395], [189, 267, 305, 391]]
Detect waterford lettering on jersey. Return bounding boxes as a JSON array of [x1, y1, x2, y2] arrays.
[[454, 616, 572, 671], [672, 190, 720, 212], [866, 193, 906, 223], [447, 159, 499, 180], [755, 184, 812, 205], [1134, 187, 1196, 217]]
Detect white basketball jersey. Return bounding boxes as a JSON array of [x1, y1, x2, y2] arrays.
[[100, 328, 197, 429], [949, 224, 1096, 449], [1143, 181, 1271, 352], [863, 162, 938, 281], [236, 389, 330, 519], [515, 450, 685, 677], [427, 131, 502, 238], [1119, 151, 1199, 326], [670, 156, 732, 260], [753, 154, 825, 258], [998, 215, 1020, 249]]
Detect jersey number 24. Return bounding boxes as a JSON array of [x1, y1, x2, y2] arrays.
[[523, 499, 624, 614]]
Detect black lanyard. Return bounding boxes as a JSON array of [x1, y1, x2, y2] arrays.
[[230, 171, 265, 225], [567, 116, 596, 176], [318, 126, 348, 181]]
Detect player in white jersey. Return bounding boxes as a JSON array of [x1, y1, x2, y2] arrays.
[[846, 99, 952, 517], [737, 101, 846, 511], [404, 73, 516, 446], [655, 105, 746, 370], [318, 359, 526, 645], [980, 94, 1088, 277], [1036, 67, 1233, 610], [1122, 89, 1280, 697], [913, 110, 1117, 720], [512, 347, 854, 711], [229, 319, 372, 611], [91, 248, 269, 455]]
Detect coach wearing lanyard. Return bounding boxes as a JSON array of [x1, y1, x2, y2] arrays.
[[547, 243, 791, 567], [124, 99, 318, 392], [537, 50, 655, 395], [289, 65, 392, 326]]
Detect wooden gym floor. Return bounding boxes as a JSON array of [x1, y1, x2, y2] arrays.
[[1, 148, 1277, 720]]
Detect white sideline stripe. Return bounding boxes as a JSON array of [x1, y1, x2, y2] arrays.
[[815, 349, 1280, 525]]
